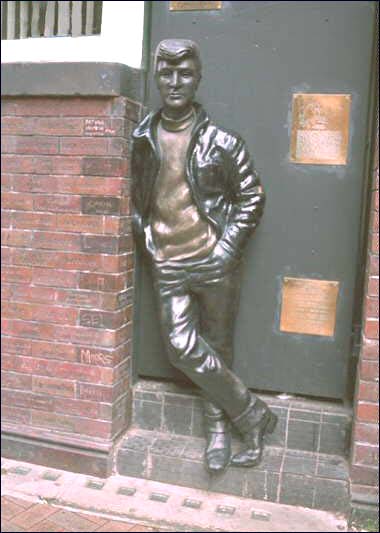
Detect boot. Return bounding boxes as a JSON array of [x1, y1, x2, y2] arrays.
[[231, 395, 277, 468], [203, 402, 231, 474]]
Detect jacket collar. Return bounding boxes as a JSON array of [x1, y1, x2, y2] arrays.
[[132, 102, 209, 142]]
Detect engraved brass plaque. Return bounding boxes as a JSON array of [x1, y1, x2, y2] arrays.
[[290, 94, 351, 165], [280, 277, 339, 337], [170, 1, 222, 11]]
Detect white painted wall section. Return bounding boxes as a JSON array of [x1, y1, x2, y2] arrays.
[[1, 1, 145, 68]]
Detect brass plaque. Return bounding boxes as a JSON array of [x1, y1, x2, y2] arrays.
[[290, 94, 351, 165], [170, 1, 222, 11], [280, 277, 339, 337]]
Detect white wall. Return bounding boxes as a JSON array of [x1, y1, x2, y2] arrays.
[[1, 1, 145, 68]]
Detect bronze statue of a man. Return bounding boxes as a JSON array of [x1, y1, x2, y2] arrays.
[[131, 38, 277, 473]]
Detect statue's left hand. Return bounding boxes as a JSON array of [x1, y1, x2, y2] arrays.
[[196, 243, 239, 275]]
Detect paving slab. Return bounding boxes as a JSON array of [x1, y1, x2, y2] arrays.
[[1, 457, 348, 532]]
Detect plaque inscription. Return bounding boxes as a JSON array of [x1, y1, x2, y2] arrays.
[[170, 1, 222, 11], [280, 277, 339, 337], [290, 94, 351, 165]]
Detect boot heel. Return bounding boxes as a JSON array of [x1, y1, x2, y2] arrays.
[[266, 412, 278, 434]]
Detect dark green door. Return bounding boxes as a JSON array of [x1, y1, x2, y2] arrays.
[[134, 1, 376, 399]]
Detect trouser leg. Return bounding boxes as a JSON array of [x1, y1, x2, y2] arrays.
[[196, 267, 242, 427], [153, 266, 251, 420]]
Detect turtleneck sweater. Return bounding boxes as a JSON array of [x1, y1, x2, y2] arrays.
[[150, 108, 217, 261]]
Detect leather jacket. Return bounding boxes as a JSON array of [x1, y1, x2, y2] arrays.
[[131, 103, 265, 261]]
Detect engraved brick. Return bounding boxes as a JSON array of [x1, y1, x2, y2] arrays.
[[81, 235, 121, 254], [1, 135, 59, 154], [33, 195, 81, 213], [79, 272, 126, 292], [82, 157, 127, 177], [2, 116, 84, 136], [81, 196, 121, 215], [2, 266, 33, 284]]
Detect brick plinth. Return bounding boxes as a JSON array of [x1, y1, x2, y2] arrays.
[[1, 95, 140, 475], [350, 120, 379, 503]]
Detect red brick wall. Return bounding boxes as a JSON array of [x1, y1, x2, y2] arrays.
[[1, 96, 139, 447], [350, 122, 379, 501]]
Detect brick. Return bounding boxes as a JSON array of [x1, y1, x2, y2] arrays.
[[353, 444, 379, 467], [95, 520, 135, 532], [1, 246, 12, 264], [1, 209, 11, 227], [32, 267, 78, 288], [1, 135, 59, 154], [1, 336, 31, 355], [102, 253, 129, 273], [34, 194, 81, 213], [78, 379, 128, 403], [372, 188, 379, 211], [57, 176, 125, 196], [1, 173, 12, 190], [2, 116, 84, 136], [46, 508, 104, 531], [360, 360, 379, 382], [32, 376, 76, 398], [82, 157, 127, 177], [13, 249, 102, 271], [1, 319, 52, 340], [11, 503, 58, 528], [9, 173, 33, 191], [1, 283, 12, 300], [60, 137, 110, 155], [371, 232, 379, 254], [1, 191, 34, 210], [372, 209, 379, 232], [357, 402, 379, 423], [2, 155, 82, 175], [2, 302, 78, 325], [1, 404, 31, 424], [32, 231, 81, 251], [79, 272, 126, 292], [12, 211, 56, 230], [2, 389, 55, 412], [364, 319, 379, 340], [53, 397, 101, 419], [2, 97, 113, 117], [1, 371, 32, 390], [358, 381, 379, 402], [3, 354, 113, 384], [31, 410, 111, 438], [1, 266, 32, 283], [81, 196, 121, 215], [1, 496, 28, 520], [350, 464, 378, 486], [81, 235, 128, 254], [2, 228, 33, 247], [56, 213, 103, 233], [31, 340, 77, 361], [353, 423, 379, 445], [361, 338, 379, 360], [365, 296, 379, 318]]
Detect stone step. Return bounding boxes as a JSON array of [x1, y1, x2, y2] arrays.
[[116, 428, 350, 514], [132, 379, 352, 458]]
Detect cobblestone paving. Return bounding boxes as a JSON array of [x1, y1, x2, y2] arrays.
[[1, 496, 165, 533]]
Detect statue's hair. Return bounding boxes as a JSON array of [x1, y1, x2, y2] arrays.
[[153, 39, 202, 75]]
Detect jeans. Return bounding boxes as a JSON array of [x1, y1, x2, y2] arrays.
[[151, 255, 252, 422]]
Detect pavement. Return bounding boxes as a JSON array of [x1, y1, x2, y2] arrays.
[[1, 457, 349, 532]]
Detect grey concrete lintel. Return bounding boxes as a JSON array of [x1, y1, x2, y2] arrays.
[[1, 62, 143, 100]]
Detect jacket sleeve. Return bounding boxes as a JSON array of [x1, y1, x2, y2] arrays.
[[218, 135, 266, 258], [130, 138, 146, 252]]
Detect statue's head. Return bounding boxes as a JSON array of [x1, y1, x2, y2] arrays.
[[154, 39, 202, 116]]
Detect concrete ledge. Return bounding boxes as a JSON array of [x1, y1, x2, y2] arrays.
[[1, 62, 143, 99], [2, 429, 113, 478]]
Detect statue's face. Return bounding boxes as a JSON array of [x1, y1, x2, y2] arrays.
[[156, 57, 200, 113]]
